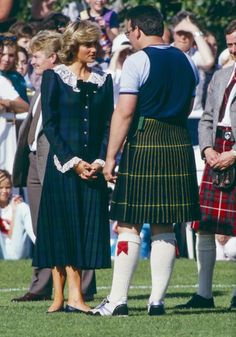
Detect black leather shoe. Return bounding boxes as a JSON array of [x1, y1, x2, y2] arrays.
[[175, 294, 215, 309], [148, 302, 165, 316], [11, 292, 51, 302], [65, 304, 92, 315], [228, 296, 236, 310], [46, 307, 64, 314], [92, 297, 129, 316]]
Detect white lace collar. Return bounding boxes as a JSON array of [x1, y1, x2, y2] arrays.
[[53, 64, 107, 92]]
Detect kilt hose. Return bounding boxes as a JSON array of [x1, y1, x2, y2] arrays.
[[192, 128, 236, 236], [110, 118, 200, 225]]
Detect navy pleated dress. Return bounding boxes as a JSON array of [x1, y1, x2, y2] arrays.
[[32, 65, 113, 269]]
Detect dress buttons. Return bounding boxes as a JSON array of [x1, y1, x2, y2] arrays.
[[84, 118, 87, 122], [84, 144, 87, 147], [84, 131, 87, 135], [85, 105, 88, 109]]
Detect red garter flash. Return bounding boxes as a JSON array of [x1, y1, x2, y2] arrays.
[[117, 241, 128, 256]]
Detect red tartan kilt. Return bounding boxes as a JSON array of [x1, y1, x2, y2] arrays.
[[192, 133, 236, 236]]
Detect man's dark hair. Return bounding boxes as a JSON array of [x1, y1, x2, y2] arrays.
[[126, 5, 164, 37], [225, 19, 236, 35]]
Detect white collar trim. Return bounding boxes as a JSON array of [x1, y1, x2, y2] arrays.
[[53, 64, 107, 92]]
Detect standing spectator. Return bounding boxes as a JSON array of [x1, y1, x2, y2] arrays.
[[107, 33, 132, 106], [11, 29, 97, 305], [171, 11, 215, 145], [0, 39, 29, 173], [80, 0, 119, 66], [0, 33, 28, 103], [16, 46, 34, 97], [9, 22, 35, 53], [92, 5, 200, 316], [0, 169, 35, 260], [176, 19, 236, 311], [32, 21, 113, 313]]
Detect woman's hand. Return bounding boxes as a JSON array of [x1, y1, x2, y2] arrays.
[[74, 160, 97, 180]]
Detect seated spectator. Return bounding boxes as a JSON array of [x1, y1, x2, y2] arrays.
[[0, 33, 29, 103], [216, 235, 236, 261], [0, 169, 35, 260]]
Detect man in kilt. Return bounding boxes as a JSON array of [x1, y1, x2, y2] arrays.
[[92, 5, 201, 316], [177, 19, 236, 310]]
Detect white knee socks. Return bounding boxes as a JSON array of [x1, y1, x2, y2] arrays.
[[196, 233, 216, 299], [149, 233, 176, 304], [108, 232, 141, 305]]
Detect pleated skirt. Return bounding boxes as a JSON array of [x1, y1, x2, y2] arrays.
[[192, 134, 236, 236], [110, 118, 201, 224], [32, 153, 111, 269]]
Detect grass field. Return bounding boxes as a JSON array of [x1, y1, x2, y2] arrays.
[[0, 258, 235, 337]]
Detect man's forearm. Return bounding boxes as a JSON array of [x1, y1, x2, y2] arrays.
[[106, 108, 133, 160]]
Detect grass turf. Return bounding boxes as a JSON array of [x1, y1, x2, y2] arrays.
[[0, 258, 235, 337]]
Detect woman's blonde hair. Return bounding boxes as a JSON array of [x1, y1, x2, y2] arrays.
[[30, 30, 62, 60], [59, 20, 101, 65]]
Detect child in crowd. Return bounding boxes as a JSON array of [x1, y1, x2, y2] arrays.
[[0, 169, 35, 260]]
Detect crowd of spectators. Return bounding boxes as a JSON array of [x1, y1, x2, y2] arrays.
[[0, 0, 235, 264]]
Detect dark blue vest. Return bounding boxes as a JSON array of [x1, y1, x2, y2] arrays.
[[136, 46, 196, 124]]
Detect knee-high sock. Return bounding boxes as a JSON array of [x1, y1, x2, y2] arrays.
[[149, 233, 176, 304], [196, 233, 216, 299], [108, 232, 141, 304]]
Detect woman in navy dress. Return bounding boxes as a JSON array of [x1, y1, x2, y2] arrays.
[[33, 21, 113, 313]]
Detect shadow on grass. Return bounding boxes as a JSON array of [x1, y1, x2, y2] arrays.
[[171, 308, 233, 315], [127, 307, 235, 316], [128, 290, 225, 301]]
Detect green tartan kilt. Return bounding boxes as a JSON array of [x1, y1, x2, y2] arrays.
[[110, 118, 201, 224]]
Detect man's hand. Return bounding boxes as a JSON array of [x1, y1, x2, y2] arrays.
[[103, 158, 117, 183], [212, 150, 236, 170], [204, 147, 220, 167], [174, 16, 200, 35]]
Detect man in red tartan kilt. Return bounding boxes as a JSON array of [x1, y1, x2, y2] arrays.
[[177, 19, 236, 311]]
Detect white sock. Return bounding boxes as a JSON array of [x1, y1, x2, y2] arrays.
[[149, 233, 176, 305], [108, 232, 141, 305], [196, 234, 216, 299]]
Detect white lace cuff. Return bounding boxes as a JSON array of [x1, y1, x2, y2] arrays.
[[54, 155, 82, 173], [93, 159, 105, 168]]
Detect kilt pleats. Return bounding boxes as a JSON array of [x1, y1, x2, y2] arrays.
[[110, 119, 200, 224], [192, 133, 236, 236]]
